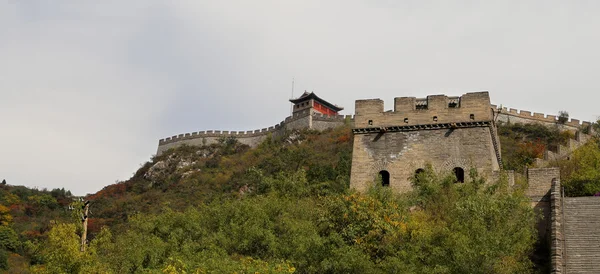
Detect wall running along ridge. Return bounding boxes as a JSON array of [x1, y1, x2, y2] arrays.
[[156, 94, 592, 162], [156, 109, 354, 155], [491, 104, 591, 130]]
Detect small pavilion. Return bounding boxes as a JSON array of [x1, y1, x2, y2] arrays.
[[289, 91, 344, 116]]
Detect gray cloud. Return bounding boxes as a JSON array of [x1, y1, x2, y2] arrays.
[[1, 1, 599, 195]]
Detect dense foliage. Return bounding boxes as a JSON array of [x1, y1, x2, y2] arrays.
[[28, 167, 537, 273], [497, 121, 573, 172], [498, 120, 600, 196], [559, 140, 600, 196], [4, 124, 543, 272], [0, 184, 73, 271]]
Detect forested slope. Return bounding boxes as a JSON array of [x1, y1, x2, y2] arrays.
[[6, 120, 600, 272]]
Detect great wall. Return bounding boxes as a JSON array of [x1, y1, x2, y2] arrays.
[[157, 91, 599, 273], [157, 96, 592, 157], [492, 104, 592, 130], [157, 108, 353, 155]]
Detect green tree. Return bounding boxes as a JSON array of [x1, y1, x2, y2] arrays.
[[0, 249, 8, 270], [0, 226, 19, 251], [41, 223, 82, 274], [558, 111, 569, 124], [562, 141, 600, 196]]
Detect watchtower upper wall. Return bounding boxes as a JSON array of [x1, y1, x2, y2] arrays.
[[355, 99, 384, 115], [355, 92, 493, 128]]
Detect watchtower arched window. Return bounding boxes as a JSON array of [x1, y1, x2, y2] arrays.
[[453, 167, 465, 183], [415, 168, 425, 179], [379, 170, 390, 187]]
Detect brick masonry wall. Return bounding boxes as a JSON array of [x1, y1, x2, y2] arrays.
[[355, 92, 493, 129], [549, 179, 564, 274], [492, 104, 591, 131], [312, 113, 354, 131], [284, 113, 312, 130], [350, 126, 500, 193], [156, 134, 273, 155], [526, 168, 560, 247], [156, 110, 355, 156], [527, 168, 560, 201], [350, 92, 501, 193]]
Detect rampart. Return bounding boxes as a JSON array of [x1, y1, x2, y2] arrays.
[[526, 167, 560, 247], [355, 92, 493, 128], [350, 92, 501, 193], [156, 109, 354, 155], [491, 104, 591, 130], [549, 179, 564, 274]]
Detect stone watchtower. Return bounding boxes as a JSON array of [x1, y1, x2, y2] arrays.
[[290, 91, 344, 116], [350, 92, 502, 193]]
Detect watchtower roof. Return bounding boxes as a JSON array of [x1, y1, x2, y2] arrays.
[[290, 92, 344, 112]]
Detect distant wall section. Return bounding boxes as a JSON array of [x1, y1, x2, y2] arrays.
[[156, 110, 354, 156], [492, 105, 591, 131]]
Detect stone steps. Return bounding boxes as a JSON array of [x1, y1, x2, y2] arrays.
[[563, 197, 600, 273]]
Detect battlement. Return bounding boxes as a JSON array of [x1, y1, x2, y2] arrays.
[[158, 123, 285, 146], [284, 108, 312, 123], [312, 113, 353, 122], [355, 92, 493, 128], [156, 110, 354, 155], [491, 105, 591, 128]]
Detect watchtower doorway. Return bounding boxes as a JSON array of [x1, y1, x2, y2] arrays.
[[379, 170, 390, 187], [453, 167, 465, 183]]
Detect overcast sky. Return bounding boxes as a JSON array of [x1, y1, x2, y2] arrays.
[[2, 1, 599, 195]]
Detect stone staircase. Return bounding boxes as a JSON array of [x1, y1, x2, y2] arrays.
[[489, 124, 503, 168], [563, 197, 600, 273]]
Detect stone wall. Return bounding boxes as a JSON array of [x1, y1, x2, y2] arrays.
[[284, 110, 312, 130], [549, 179, 564, 274], [527, 168, 561, 201], [350, 126, 500, 193], [526, 168, 560, 243], [492, 104, 591, 131], [533, 131, 592, 169], [157, 132, 272, 155], [350, 92, 501, 193], [156, 110, 353, 156], [312, 113, 353, 131], [355, 92, 493, 128], [492, 170, 515, 187]]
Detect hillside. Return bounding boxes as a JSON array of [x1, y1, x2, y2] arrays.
[[0, 183, 74, 271], [2, 120, 599, 272], [88, 125, 353, 229]]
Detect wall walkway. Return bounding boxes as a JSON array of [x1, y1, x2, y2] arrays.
[[563, 196, 600, 273]]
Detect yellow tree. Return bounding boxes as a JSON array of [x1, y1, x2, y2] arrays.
[[0, 205, 12, 226]]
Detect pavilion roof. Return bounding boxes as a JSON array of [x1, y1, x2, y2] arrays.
[[289, 92, 344, 112]]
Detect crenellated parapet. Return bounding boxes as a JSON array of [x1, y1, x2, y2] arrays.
[[157, 120, 287, 155], [158, 124, 285, 146], [284, 108, 311, 123], [312, 113, 353, 122], [156, 109, 354, 156], [350, 92, 502, 194], [355, 92, 493, 128], [491, 104, 591, 129]]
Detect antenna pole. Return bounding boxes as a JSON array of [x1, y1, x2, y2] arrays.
[[80, 201, 90, 252], [290, 78, 295, 116]]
